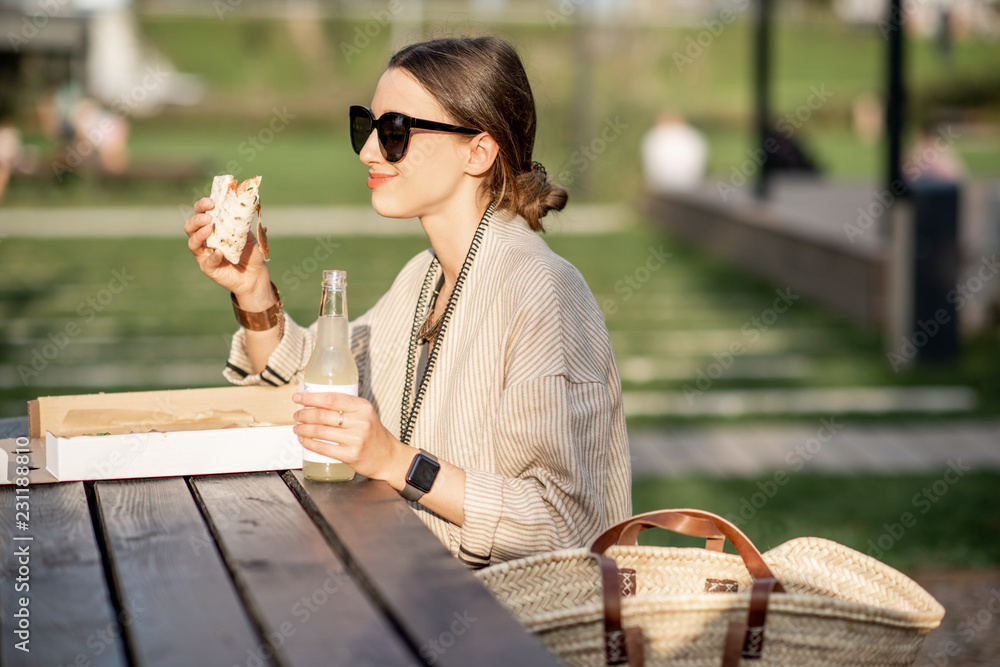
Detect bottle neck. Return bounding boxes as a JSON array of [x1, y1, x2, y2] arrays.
[[316, 286, 349, 350], [319, 287, 347, 319]]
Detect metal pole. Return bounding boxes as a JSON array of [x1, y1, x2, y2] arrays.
[[886, 0, 905, 199], [753, 0, 772, 200], [884, 0, 914, 363]]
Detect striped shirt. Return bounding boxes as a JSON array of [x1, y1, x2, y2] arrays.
[[224, 207, 632, 567]]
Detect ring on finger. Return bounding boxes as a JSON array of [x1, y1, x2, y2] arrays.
[[337, 410, 344, 428]]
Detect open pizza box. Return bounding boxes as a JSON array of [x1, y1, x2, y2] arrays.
[[2, 385, 302, 484]]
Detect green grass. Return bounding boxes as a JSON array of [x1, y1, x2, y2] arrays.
[[4, 122, 372, 207], [5, 14, 1000, 207], [631, 471, 1000, 572], [3, 220, 998, 569], [548, 229, 1000, 423], [2, 223, 998, 421]]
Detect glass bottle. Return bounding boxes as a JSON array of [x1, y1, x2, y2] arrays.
[[301, 270, 358, 482]]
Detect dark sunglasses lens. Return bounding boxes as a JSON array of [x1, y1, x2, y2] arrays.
[[377, 114, 409, 162], [350, 110, 372, 155]]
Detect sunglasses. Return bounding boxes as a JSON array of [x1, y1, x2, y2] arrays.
[[349, 105, 480, 163]]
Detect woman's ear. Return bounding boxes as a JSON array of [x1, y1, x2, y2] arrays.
[[465, 133, 500, 176]]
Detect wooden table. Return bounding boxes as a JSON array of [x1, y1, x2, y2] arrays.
[[0, 417, 559, 666]]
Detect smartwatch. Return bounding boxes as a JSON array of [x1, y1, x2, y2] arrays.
[[399, 449, 440, 502]]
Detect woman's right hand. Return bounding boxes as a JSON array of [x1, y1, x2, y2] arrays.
[[184, 197, 273, 306]]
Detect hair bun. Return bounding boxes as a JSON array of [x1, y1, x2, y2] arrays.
[[515, 162, 567, 230]]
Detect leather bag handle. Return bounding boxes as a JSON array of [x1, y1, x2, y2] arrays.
[[590, 509, 776, 580], [617, 514, 726, 553], [588, 510, 784, 666]]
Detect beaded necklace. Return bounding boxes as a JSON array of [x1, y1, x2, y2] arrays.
[[399, 204, 494, 444]]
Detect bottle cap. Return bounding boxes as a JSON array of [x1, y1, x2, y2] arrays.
[[322, 270, 347, 291]]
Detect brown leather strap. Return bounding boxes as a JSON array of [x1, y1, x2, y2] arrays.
[[594, 512, 724, 553], [721, 620, 746, 667], [624, 626, 644, 667], [593, 554, 634, 665], [590, 509, 776, 580], [742, 578, 781, 659], [618, 517, 726, 552], [720, 577, 782, 663]]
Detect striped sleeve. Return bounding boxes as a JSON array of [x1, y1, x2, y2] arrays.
[[458, 374, 625, 565], [222, 309, 374, 388], [222, 311, 315, 386]]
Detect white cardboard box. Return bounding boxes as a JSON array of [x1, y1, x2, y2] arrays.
[[28, 385, 303, 482]]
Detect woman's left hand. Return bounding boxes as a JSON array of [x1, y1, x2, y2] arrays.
[[292, 392, 411, 483]]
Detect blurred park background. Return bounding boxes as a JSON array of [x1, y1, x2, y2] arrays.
[[1, 1, 1000, 662]]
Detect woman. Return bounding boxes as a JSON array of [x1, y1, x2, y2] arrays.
[[184, 36, 631, 568]]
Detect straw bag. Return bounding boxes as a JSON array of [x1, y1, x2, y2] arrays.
[[477, 509, 944, 666]]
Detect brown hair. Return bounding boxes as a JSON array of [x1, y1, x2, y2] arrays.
[[388, 36, 567, 232]]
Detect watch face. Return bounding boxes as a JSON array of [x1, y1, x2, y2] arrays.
[[409, 454, 439, 493]]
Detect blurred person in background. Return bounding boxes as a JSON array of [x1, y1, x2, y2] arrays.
[[904, 120, 965, 185], [640, 112, 709, 193], [184, 36, 631, 568], [0, 116, 23, 202], [851, 93, 883, 146], [71, 97, 130, 174], [38, 82, 130, 175], [38, 82, 82, 165]]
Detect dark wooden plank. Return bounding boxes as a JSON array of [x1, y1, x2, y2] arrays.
[[0, 417, 28, 439], [0, 482, 126, 666], [191, 472, 418, 667], [288, 472, 560, 667], [94, 476, 268, 666]]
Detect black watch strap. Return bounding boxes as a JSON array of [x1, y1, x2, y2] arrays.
[[399, 449, 440, 503]]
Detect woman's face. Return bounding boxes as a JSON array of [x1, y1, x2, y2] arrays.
[[359, 68, 474, 220]]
